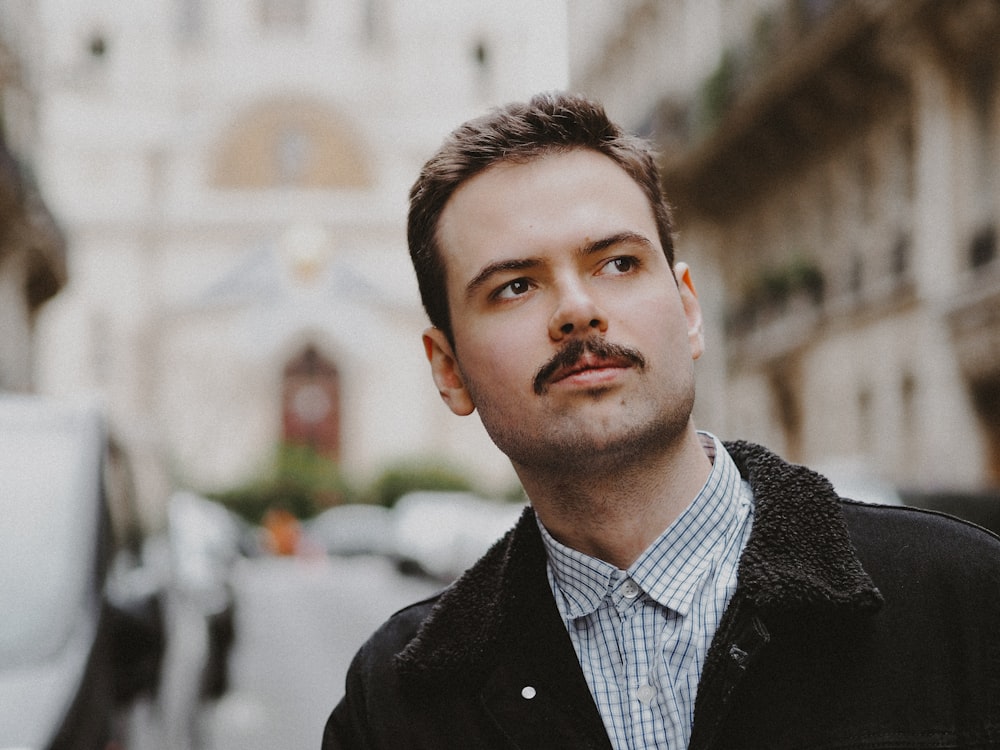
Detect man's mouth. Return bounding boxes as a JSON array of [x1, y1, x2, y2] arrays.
[[549, 354, 632, 384], [533, 338, 646, 395]]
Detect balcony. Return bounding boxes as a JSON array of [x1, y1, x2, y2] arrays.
[[725, 259, 825, 366], [658, 0, 1000, 221], [947, 262, 1000, 384]]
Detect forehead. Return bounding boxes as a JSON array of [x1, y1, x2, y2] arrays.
[[436, 149, 657, 286]]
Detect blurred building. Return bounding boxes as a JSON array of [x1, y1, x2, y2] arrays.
[[20, 0, 569, 526], [0, 3, 67, 392], [571, 0, 1000, 491]]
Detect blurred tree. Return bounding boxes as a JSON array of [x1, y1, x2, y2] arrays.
[[209, 442, 353, 524], [365, 460, 475, 508]]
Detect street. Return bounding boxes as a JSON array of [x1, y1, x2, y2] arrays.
[[130, 553, 443, 750]]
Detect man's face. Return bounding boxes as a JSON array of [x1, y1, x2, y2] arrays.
[[423, 148, 704, 474]]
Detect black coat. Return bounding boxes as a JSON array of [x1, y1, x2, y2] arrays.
[[324, 442, 1000, 749]]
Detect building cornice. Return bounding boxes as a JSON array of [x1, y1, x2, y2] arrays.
[[660, 0, 999, 221]]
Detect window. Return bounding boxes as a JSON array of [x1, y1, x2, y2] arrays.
[[971, 375, 1000, 483], [176, 0, 203, 43], [899, 119, 915, 201], [901, 372, 916, 455], [857, 386, 873, 453], [362, 0, 383, 45], [849, 253, 864, 298], [970, 226, 997, 268], [471, 36, 494, 99], [891, 233, 910, 280], [857, 150, 875, 225], [88, 32, 108, 58], [969, 66, 996, 262], [768, 361, 803, 461], [276, 127, 312, 185], [472, 39, 489, 68], [259, 0, 309, 30]]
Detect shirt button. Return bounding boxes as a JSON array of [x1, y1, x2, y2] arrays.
[[636, 684, 656, 705], [622, 580, 640, 599]]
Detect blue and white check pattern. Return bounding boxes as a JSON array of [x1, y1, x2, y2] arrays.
[[539, 433, 754, 749]]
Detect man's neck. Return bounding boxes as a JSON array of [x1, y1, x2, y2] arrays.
[[516, 425, 714, 569]]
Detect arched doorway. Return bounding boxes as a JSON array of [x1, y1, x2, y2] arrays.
[[281, 345, 341, 461]]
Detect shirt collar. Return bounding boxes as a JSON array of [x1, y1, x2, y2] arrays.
[[539, 432, 751, 620]]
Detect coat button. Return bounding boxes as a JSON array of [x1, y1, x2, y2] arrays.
[[521, 686, 537, 700]]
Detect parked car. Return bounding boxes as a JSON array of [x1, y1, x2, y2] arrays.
[[156, 490, 244, 750], [391, 492, 525, 581], [304, 503, 394, 558], [0, 394, 163, 750]]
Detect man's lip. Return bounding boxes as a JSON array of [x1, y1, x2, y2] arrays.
[[532, 339, 647, 395], [549, 355, 633, 385]]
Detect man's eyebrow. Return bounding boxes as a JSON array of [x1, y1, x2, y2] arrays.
[[579, 231, 655, 257], [464, 257, 542, 300], [463, 232, 656, 301]]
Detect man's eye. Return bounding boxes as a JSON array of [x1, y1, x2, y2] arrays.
[[603, 256, 638, 274], [495, 278, 533, 299]]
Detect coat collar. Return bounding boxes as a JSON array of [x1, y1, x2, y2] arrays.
[[395, 441, 883, 685], [725, 440, 883, 614], [394, 500, 557, 685]]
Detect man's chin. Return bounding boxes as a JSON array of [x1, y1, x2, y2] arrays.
[[500, 422, 678, 474]]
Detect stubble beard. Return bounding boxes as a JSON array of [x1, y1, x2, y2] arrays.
[[467, 365, 697, 481]]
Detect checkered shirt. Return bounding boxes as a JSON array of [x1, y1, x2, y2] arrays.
[[538, 433, 755, 749]]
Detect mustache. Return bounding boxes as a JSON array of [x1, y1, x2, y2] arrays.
[[533, 338, 647, 395]]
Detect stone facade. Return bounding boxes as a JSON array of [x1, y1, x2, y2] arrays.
[[23, 0, 569, 526], [571, 0, 1000, 491]]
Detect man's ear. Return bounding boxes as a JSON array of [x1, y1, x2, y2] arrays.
[[423, 327, 476, 416], [674, 263, 705, 361]]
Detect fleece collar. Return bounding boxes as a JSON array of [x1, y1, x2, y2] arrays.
[[725, 440, 883, 613], [395, 441, 883, 685]]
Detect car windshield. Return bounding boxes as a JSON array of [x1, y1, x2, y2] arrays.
[[0, 402, 103, 669]]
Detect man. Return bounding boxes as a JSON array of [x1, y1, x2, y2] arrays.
[[324, 92, 1000, 749]]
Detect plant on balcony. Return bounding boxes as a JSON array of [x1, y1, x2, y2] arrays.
[[726, 256, 824, 335], [695, 49, 738, 135], [786, 256, 825, 304]]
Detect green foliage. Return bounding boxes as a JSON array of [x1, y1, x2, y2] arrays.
[[273, 443, 351, 499], [726, 256, 825, 335], [786, 256, 825, 303], [500, 482, 529, 504], [696, 50, 738, 134], [761, 267, 793, 305], [752, 256, 824, 309], [208, 445, 483, 523], [365, 460, 475, 508], [209, 443, 353, 524]]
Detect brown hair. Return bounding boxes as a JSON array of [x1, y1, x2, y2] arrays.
[[408, 91, 675, 343]]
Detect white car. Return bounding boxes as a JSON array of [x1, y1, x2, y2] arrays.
[[0, 394, 162, 750], [391, 492, 525, 581]]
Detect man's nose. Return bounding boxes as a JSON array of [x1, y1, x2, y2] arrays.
[[548, 282, 609, 341]]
